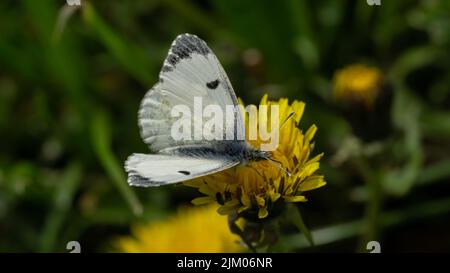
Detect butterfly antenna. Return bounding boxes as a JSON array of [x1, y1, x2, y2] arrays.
[[280, 111, 296, 128], [264, 157, 291, 177]]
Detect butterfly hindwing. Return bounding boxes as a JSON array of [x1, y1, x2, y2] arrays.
[[125, 153, 239, 186]]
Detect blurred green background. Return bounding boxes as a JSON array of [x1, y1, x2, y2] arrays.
[[1, 0, 449, 252]]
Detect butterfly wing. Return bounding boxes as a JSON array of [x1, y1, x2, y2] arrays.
[[125, 153, 238, 186], [126, 34, 246, 186], [138, 34, 245, 152]]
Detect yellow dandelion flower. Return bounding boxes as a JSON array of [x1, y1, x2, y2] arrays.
[[184, 95, 326, 220], [114, 205, 244, 253], [333, 64, 382, 108]]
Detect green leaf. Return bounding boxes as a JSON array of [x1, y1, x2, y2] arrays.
[[82, 2, 155, 86], [278, 197, 450, 251], [39, 163, 82, 252], [90, 109, 143, 216], [417, 159, 450, 186], [389, 46, 441, 81], [384, 89, 422, 196], [421, 110, 450, 138]]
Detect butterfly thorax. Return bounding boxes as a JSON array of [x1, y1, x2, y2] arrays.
[[241, 145, 271, 163]]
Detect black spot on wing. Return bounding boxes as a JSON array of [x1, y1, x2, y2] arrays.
[[167, 53, 180, 66], [178, 170, 190, 175], [166, 34, 211, 67], [206, 79, 219, 89], [161, 65, 173, 72]]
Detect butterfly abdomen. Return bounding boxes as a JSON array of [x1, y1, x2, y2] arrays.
[[160, 141, 267, 164]]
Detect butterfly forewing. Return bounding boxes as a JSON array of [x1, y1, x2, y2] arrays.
[[138, 34, 245, 152]]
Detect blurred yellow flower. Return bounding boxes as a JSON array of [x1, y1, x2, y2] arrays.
[[184, 95, 326, 219], [333, 64, 382, 108], [114, 205, 243, 253]]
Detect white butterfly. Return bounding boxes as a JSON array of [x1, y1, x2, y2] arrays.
[[125, 34, 285, 187]]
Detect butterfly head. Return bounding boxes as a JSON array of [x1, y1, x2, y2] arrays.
[[244, 148, 271, 162], [243, 145, 291, 177]]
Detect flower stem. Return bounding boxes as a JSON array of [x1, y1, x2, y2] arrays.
[[228, 213, 258, 253], [354, 158, 382, 252], [288, 203, 315, 246]]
